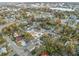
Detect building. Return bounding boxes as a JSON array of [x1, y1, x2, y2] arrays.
[[27, 29, 43, 39], [0, 47, 7, 55], [40, 51, 49, 56], [16, 40, 26, 47], [13, 32, 23, 41]]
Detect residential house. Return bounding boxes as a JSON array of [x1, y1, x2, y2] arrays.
[[0, 47, 7, 55], [13, 32, 23, 41]]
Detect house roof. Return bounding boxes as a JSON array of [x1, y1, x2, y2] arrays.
[[16, 36, 22, 41], [40, 51, 49, 56]]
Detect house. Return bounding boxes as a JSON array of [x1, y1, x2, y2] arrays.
[[61, 19, 67, 25], [0, 47, 7, 55], [26, 12, 32, 17], [13, 32, 22, 41], [40, 51, 49, 56], [17, 40, 26, 47], [76, 20, 79, 24], [31, 39, 42, 48], [27, 30, 43, 39], [15, 36, 22, 41], [13, 32, 19, 37], [26, 41, 35, 52], [55, 18, 61, 24], [69, 15, 77, 19]]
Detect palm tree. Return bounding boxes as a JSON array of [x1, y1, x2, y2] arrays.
[[0, 34, 5, 44]]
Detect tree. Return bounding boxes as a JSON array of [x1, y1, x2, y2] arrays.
[[0, 16, 6, 25], [65, 41, 76, 56], [40, 33, 64, 55], [2, 23, 19, 35], [39, 19, 54, 30], [24, 32, 34, 41], [0, 34, 5, 44], [55, 18, 61, 25], [2, 27, 10, 35]]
